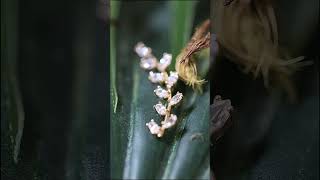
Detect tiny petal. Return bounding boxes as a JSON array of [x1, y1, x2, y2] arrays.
[[166, 71, 179, 87], [157, 53, 172, 72], [149, 71, 167, 83], [146, 119, 161, 134], [135, 42, 151, 57], [154, 102, 167, 116], [140, 57, 157, 70], [162, 114, 177, 129], [169, 92, 183, 106], [154, 86, 170, 99]]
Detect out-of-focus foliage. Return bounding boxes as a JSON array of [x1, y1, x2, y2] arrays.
[[1, 0, 108, 179], [1, 0, 26, 177], [169, 0, 196, 68], [211, 0, 319, 179]]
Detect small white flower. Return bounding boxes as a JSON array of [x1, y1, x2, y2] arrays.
[[162, 114, 177, 129], [157, 53, 172, 72], [148, 71, 167, 83], [135, 42, 183, 137], [135, 42, 151, 57], [140, 57, 157, 70], [169, 92, 183, 106], [166, 71, 179, 87], [154, 102, 167, 116], [154, 86, 170, 99], [146, 119, 161, 134]]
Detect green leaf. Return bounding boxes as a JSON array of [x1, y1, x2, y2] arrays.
[[161, 89, 209, 179], [111, 1, 209, 179], [1, 0, 24, 165], [110, 0, 120, 113], [112, 62, 209, 179], [169, 0, 197, 68]]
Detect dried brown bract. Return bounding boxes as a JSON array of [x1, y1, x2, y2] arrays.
[[175, 19, 211, 90]]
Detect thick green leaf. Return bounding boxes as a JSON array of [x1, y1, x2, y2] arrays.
[[169, 0, 197, 68], [110, 0, 120, 113], [65, 2, 97, 179], [161, 89, 209, 179], [112, 62, 209, 179], [1, 0, 24, 165], [110, 1, 209, 179]]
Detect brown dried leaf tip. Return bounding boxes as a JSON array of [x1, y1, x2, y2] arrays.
[[175, 19, 211, 91]]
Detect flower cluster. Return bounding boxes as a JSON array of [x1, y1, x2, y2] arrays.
[[134, 42, 183, 137]]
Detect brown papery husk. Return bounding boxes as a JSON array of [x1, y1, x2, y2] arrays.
[[175, 19, 211, 91]]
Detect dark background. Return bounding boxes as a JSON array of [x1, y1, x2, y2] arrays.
[[210, 0, 319, 179], [1, 0, 109, 179]]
